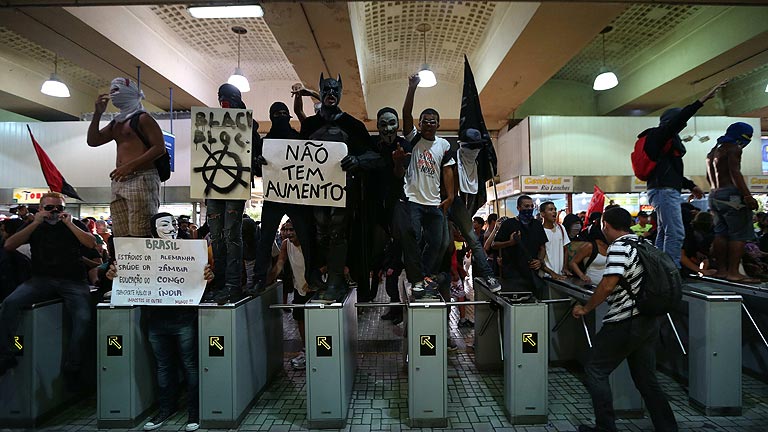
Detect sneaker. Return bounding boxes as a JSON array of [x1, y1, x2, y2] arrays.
[[476, 275, 502, 293], [422, 277, 441, 300], [312, 283, 346, 304], [447, 338, 458, 352], [291, 352, 306, 370], [143, 411, 172, 431], [458, 318, 474, 328], [185, 417, 200, 432], [411, 280, 426, 299]]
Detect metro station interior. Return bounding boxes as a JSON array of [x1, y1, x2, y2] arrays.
[[1, 1, 768, 431]]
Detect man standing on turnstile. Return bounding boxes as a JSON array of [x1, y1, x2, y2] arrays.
[[572, 207, 677, 432], [0, 192, 96, 384]]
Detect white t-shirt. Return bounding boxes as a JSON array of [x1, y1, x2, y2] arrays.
[[586, 252, 608, 284], [457, 145, 481, 194], [403, 127, 455, 206], [543, 223, 570, 276], [286, 241, 309, 296]]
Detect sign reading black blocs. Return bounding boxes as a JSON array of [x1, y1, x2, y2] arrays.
[[316, 336, 332, 357], [522, 332, 538, 353], [419, 335, 436, 356]]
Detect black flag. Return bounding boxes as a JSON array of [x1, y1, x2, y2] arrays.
[[459, 55, 497, 215], [27, 125, 83, 201]]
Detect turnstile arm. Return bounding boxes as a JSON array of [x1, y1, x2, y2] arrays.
[[581, 316, 593, 348], [666, 313, 687, 355], [552, 300, 578, 332], [355, 302, 405, 308], [742, 303, 768, 350]]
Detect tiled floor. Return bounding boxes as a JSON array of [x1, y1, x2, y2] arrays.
[[13, 280, 768, 431]]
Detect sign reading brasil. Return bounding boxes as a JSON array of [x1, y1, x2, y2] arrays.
[[261, 139, 348, 208], [111, 238, 208, 306]]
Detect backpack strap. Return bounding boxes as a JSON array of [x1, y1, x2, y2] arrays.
[[616, 238, 639, 300], [129, 111, 150, 149]]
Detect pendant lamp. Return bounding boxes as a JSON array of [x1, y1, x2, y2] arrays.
[[228, 26, 250, 93], [416, 23, 437, 88], [41, 54, 71, 98], [593, 26, 618, 91]]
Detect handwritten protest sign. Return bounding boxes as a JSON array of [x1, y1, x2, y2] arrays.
[[111, 238, 208, 306], [261, 139, 348, 207], [190, 107, 253, 200]]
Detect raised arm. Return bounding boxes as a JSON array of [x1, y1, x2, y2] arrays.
[[402, 74, 419, 135], [87, 93, 114, 147]]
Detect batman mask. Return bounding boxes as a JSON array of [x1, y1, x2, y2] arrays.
[[319, 73, 342, 109]]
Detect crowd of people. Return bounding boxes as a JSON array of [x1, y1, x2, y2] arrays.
[[0, 74, 760, 432]]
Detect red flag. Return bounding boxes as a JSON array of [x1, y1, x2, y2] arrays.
[[585, 185, 605, 227], [26, 125, 83, 201]]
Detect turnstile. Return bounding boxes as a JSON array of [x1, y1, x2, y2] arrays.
[[406, 295, 448, 428], [547, 279, 644, 418], [97, 304, 155, 427], [198, 282, 283, 429], [0, 299, 79, 427], [304, 289, 358, 429]]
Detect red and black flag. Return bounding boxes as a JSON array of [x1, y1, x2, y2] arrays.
[[459, 55, 498, 215], [26, 125, 83, 201]]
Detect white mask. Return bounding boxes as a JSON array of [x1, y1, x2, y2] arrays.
[[154, 216, 177, 240], [377, 112, 399, 144], [110, 77, 145, 122]]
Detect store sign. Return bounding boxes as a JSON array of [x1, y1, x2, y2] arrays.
[[747, 176, 768, 193], [520, 176, 573, 193], [485, 178, 518, 201], [12, 188, 49, 204], [631, 177, 647, 192]]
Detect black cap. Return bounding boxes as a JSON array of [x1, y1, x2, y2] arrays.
[[269, 101, 291, 118]]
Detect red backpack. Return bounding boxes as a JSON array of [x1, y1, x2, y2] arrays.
[[631, 134, 673, 181]]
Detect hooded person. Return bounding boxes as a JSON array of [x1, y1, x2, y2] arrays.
[[87, 77, 166, 238], [300, 73, 383, 303], [106, 212, 212, 432], [706, 121, 759, 283], [637, 79, 727, 268], [246, 97, 313, 295]]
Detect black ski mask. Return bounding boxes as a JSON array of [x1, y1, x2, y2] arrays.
[[217, 83, 246, 109], [319, 73, 342, 119], [269, 101, 292, 133]]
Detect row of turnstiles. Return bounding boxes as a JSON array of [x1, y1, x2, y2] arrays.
[[1, 274, 767, 428]]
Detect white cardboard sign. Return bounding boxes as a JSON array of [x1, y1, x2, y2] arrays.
[[190, 107, 253, 200], [111, 238, 208, 306], [261, 139, 348, 207]]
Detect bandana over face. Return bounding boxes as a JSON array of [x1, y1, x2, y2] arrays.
[[110, 77, 145, 122]]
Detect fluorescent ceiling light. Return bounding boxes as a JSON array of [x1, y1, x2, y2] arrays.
[[417, 66, 437, 88], [41, 74, 71, 98], [593, 70, 618, 91], [765, 82, 768, 93], [188, 5, 264, 19], [228, 68, 250, 93]]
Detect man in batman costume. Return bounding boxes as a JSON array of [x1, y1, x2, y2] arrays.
[[300, 74, 382, 303]]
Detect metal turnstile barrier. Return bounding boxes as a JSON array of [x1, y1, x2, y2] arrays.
[[682, 283, 743, 415], [546, 279, 644, 418], [406, 294, 448, 428], [199, 282, 284, 429], [0, 299, 79, 427], [97, 304, 155, 427]]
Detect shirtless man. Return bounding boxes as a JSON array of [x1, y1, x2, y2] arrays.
[[87, 78, 165, 237], [705, 122, 756, 282]]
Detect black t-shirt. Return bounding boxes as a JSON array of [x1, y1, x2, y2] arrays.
[[300, 112, 371, 156], [494, 217, 547, 280], [29, 220, 89, 281], [373, 135, 409, 214]]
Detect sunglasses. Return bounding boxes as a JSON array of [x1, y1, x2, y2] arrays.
[[43, 205, 65, 212]]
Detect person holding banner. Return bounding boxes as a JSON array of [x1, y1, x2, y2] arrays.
[[106, 212, 212, 432], [247, 101, 314, 295], [300, 74, 381, 303], [203, 83, 260, 304]]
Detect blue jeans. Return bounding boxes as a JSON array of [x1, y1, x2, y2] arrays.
[[448, 197, 494, 278], [147, 313, 198, 418], [393, 200, 447, 283], [0, 276, 91, 367], [648, 188, 683, 268], [206, 199, 245, 292]]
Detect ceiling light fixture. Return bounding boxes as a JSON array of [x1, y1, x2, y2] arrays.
[[593, 26, 618, 91], [765, 82, 768, 93], [40, 54, 70, 98], [227, 26, 250, 93], [416, 23, 436, 88], [188, 4, 263, 19]]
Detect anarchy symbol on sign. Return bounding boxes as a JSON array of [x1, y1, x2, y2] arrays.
[[193, 144, 251, 195]]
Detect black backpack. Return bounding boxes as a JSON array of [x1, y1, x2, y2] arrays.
[[619, 238, 682, 316], [129, 112, 172, 182]]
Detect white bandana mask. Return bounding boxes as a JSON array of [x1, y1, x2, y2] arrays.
[[110, 77, 145, 122]]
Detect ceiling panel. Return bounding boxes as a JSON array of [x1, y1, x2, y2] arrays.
[[360, 0, 496, 85], [554, 4, 703, 84], [150, 5, 299, 83]]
